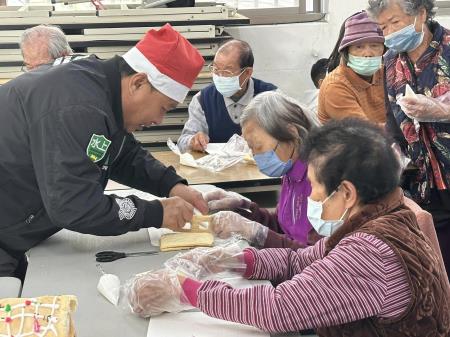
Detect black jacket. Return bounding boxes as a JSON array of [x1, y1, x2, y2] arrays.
[[0, 56, 185, 261]]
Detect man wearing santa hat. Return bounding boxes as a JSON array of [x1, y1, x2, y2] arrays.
[[0, 24, 208, 279]]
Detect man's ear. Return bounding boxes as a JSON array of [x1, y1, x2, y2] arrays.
[[245, 67, 253, 78], [128, 73, 148, 95]]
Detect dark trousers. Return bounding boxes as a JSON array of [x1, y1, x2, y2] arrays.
[[422, 190, 450, 281]]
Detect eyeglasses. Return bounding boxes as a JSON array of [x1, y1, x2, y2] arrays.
[[208, 64, 247, 77], [21, 63, 30, 73]]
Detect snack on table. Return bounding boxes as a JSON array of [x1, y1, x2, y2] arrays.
[[0, 295, 77, 337], [160, 232, 214, 252]]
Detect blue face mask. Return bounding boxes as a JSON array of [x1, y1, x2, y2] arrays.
[[254, 144, 293, 177], [384, 17, 424, 53], [213, 70, 248, 98], [347, 54, 382, 76]]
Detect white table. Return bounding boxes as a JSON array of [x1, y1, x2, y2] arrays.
[[0, 276, 21, 298], [21, 187, 316, 337]]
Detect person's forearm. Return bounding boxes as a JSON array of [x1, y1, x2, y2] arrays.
[[244, 241, 325, 283], [263, 230, 306, 249]]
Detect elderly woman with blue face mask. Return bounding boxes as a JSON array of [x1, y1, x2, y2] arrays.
[[203, 91, 320, 249], [318, 11, 386, 125], [367, 0, 450, 280]]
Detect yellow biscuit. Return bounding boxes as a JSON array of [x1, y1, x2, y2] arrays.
[[188, 215, 212, 232], [160, 232, 214, 252], [0, 295, 77, 337]]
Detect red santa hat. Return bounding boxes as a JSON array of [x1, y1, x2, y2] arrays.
[[122, 23, 204, 103]]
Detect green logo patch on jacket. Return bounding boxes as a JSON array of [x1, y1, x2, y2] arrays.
[[86, 134, 111, 163]]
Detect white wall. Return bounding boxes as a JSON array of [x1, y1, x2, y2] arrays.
[[226, 0, 368, 101], [226, 0, 450, 102]]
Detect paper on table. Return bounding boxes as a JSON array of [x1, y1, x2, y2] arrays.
[[167, 138, 198, 168], [206, 143, 256, 165], [148, 312, 269, 337], [167, 137, 254, 172], [205, 143, 227, 155], [97, 273, 120, 306]]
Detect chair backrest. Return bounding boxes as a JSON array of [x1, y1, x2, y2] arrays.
[[403, 196, 448, 284]]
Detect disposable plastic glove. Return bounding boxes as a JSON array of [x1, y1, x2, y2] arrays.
[[203, 188, 251, 211], [398, 93, 450, 123], [211, 211, 268, 247], [125, 269, 192, 318], [164, 243, 246, 280]]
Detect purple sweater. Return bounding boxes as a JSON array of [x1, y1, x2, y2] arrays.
[[237, 160, 321, 249]]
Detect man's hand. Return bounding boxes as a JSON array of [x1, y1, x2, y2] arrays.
[[159, 197, 194, 230], [169, 183, 208, 214], [190, 132, 209, 152]]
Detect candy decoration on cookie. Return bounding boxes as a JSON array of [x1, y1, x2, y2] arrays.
[[33, 317, 40, 333]]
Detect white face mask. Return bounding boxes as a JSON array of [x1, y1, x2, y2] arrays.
[[307, 190, 348, 237], [213, 69, 249, 98]]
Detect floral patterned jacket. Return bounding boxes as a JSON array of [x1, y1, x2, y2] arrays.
[[385, 21, 450, 204]]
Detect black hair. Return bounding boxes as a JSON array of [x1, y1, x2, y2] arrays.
[[118, 56, 137, 78], [218, 39, 254, 68], [327, 20, 346, 73], [300, 118, 400, 204], [310, 58, 329, 89]]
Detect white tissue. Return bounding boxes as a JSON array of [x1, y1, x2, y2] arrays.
[[404, 84, 417, 98], [97, 273, 121, 306], [403, 84, 420, 133], [179, 153, 199, 167], [167, 139, 198, 168]]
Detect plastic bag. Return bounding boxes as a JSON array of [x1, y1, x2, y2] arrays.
[[167, 135, 253, 172]]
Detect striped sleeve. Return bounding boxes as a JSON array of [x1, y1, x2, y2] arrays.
[[245, 238, 326, 283], [196, 233, 410, 333]]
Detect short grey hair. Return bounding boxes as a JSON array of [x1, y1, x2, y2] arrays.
[[367, 0, 436, 22], [240, 91, 311, 151], [20, 24, 72, 59]]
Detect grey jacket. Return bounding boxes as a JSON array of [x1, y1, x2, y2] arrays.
[[0, 56, 184, 271]]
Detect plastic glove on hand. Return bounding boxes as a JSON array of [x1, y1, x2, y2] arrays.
[[125, 269, 191, 318], [203, 188, 251, 211], [211, 211, 268, 247], [398, 93, 450, 122], [164, 243, 246, 279]]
